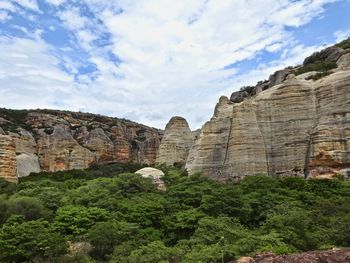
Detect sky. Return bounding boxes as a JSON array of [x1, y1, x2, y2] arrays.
[[0, 0, 349, 129]]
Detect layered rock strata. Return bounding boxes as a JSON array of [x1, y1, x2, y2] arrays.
[[0, 135, 17, 182], [0, 109, 162, 181], [156, 116, 195, 166], [186, 49, 350, 180]]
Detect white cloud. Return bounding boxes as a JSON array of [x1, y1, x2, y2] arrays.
[[12, 0, 40, 12], [0, 0, 343, 129], [45, 0, 65, 6], [334, 30, 350, 42], [0, 1, 16, 11]]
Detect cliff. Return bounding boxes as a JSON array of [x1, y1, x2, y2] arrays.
[[156, 116, 195, 166], [0, 109, 162, 181], [183, 40, 350, 180], [2, 40, 350, 182]]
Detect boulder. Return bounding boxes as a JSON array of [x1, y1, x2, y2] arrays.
[[135, 167, 166, 191], [230, 90, 249, 103], [16, 153, 41, 177]]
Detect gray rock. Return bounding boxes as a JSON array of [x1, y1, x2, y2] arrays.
[[230, 90, 249, 103], [303, 46, 343, 65], [16, 153, 41, 177], [268, 68, 290, 87], [340, 169, 350, 179]]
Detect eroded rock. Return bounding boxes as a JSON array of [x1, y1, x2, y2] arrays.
[[135, 167, 166, 191], [156, 116, 195, 166]]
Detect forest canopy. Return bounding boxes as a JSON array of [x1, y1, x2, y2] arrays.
[[0, 164, 350, 262]]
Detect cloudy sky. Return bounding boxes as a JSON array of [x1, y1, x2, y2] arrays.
[[0, 0, 349, 129]]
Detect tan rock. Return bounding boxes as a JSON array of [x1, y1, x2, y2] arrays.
[[186, 96, 234, 180], [135, 167, 166, 191], [308, 70, 350, 174], [9, 128, 37, 155], [36, 124, 95, 172], [187, 69, 350, 180], [236, 257, 255, 263], [157, 116, 194, 166], [336, 52, 350, 70], [0, 135, 17, 182], [16, 153, 40, 177], [0, 109, 162, 181], [75, 127, 114, 163], [224, 99, 268, 179]]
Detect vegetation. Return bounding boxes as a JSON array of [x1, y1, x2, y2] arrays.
[[295, 60, 337, 75], [1, 165, 350, 262], [335, 37, 350, 50], [305, 71, 332, 81]]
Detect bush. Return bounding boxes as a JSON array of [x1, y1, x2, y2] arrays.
[[0, 215, 67, 262], [295, 61, 337, 75]]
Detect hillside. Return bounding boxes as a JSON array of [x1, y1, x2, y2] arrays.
[[0, 108, 162, 181]]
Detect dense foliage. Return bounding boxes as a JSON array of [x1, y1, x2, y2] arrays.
[[1, 164, 350, 262]]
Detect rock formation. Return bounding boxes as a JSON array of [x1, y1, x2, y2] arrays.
[[156, 116, 195, 166], [186, 41, 350, 180], [186, 96, 234, 179], [234, 248, 350, 263], [0, 135, 17, 182], [0, 109, 162, 181], [1, 39, 350, 182], [135, 167, 166, 191]]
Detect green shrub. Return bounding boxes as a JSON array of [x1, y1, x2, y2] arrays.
[[295, 61, 337, 75], [335, 38, 350, 49]]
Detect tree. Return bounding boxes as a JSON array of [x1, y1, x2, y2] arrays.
[[5, 196, 51, 221], [0, 215, 67, 262], [54, 205, 110, 236], [88, 220, 139, 260]]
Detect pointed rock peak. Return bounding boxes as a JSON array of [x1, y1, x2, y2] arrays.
[[165, 116, 191, 130], [213, 96, 233, 118]]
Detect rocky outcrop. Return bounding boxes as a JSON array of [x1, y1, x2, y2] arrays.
[[156, 116, 195, 166], [186, 96, 234, 179], [0, 135, 17, 182], [135, 167, 166, 191], [186, 45, 350, 180], [308, 70, 350, 177], [234, 248, 350, 263], [0, 109, 162, 181]]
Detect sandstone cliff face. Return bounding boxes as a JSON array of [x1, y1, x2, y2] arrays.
[[186, 96, 234, 179], [156, 116, 195, 166], [186, 48, 350, 180], [0, 135, 17, 182], [0, 109, 162, 180]]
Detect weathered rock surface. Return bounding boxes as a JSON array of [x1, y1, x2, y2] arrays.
[[156, 116, 195, 166], [0, 109, 162, 181], [186, 49, 350, 180], [135, 167, 166, 191], [16, 153, 41, 178], [0, 135, 17, 182], [234, 248, 350, 263], [186, 96, 234, 179]]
